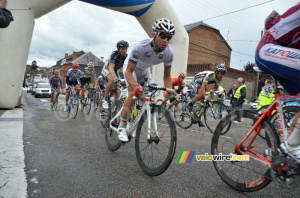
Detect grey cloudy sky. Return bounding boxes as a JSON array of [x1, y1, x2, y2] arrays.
[[27, 0, 298, 70]]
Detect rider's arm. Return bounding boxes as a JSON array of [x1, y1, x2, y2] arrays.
[[108, 63, 118, 81], [214, 84, 219, 92], [125, 60, 139, 89], [200, 81, 207, 97], [164, 68, 172, 98], [66, 76, 70, 85]]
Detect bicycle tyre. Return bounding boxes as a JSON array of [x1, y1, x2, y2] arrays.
[[135, 105, 177, 176], [105, 100, 122, 151], [155, 99, 165, 120], [211, 110, 280, 192], [71, 95, 79, 119], [84, 96, 92, 115], [174, 101, 193, 129], [53, 96, 58, 110], [204, 101, 231, 134]]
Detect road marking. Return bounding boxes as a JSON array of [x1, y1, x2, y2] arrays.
[[0, 108, 27, 198], [40, 99, 48, 103], [161, 123, 232, 139]]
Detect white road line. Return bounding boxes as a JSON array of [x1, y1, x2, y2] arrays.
[[161, 123, 232, 139], [40, 99, 48, 103], [0, 108, 27, 198]]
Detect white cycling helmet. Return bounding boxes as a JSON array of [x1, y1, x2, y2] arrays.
[[87, 62, 94, 68], [152, 18, 175, 35], [215, 64, 227, 75]]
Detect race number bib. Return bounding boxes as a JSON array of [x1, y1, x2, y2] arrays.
[[262, 84, 274, 96]]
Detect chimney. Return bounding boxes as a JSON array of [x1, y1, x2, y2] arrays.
[[73, 51, 78, 60], [64, 53, 68, 58]]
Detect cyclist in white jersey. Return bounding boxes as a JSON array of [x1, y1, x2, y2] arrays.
[[118, 18, 175, 142]]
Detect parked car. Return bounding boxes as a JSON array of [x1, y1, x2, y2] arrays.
[[27, 85, 32, 93], [34, 83, 51, 98], [31, 83, 37, 95], [243, 98, 258, 110]]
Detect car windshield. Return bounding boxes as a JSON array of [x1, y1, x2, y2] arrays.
[[38, 84, 50, 88]]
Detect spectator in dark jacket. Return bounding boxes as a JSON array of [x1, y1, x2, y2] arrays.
[[227, 84, 237, 106], [0, 0, 13, 28]]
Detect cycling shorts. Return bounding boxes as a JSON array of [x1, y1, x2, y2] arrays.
[[66, 80, 78, 90]]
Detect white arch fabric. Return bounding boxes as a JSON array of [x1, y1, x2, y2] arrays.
[[0, 0, 188, 108]]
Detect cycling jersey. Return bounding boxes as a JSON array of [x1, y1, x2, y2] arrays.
[[123, 38, 174, 84], [82, 67, 96, 78], [164, 77, 184, 96], [255, 2, 300, 95], [101, 51, 127, 80], [193, 71, 221, 85], [67, 69, 83, 82], [50, 75, 62, 89]]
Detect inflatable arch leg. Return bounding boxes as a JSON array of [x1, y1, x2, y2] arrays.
[[0, 0, 188, 108]]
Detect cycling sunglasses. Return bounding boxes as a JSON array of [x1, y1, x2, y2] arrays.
[[158, 32, 173, 40]]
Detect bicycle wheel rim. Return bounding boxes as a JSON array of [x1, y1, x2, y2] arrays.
[[211, 110, 280, 192], [204, 101, 230, 134], [84, 98, 92, 115], [174, 102, 193, 129], [135, 105, 177, 176]]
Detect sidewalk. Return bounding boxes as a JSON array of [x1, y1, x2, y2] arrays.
[[0, 108, 27, 198]]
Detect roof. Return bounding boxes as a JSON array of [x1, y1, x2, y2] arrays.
[[184, 21, 232, 50]]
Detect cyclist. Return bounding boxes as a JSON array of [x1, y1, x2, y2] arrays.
[[94, 75, 106, 109], [257, 78, 274, 110], [101, 40, 129, 109], [50, 70, 63, 107], [81, 62, 98, 105], [255, 2, 300, 158], [117, 18, 175, 142], [161, 72, 186, 106], [187, 65, 227, 126], [64, 62, 83, 111]]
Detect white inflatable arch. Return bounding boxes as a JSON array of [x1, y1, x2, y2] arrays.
[[0, 0, 188, 108]]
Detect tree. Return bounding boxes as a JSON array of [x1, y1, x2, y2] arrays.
[[31, 60, 38, 71]]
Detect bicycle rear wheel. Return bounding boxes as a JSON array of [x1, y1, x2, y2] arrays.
[[105, 100, 122, 151], [204, 101, 230, 134], [211, 110, 280, 192], [174, 101, 193, 129], [135, 105, 177, 176]]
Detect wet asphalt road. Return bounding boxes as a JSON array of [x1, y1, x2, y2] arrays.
[[23, 91, 300, 197]]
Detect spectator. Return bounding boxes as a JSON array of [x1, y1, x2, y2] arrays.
[[257, 78, 274, 110], [217, 85, 225, 118], [227, 84, 237, 106], [188, 82, 195, 99], [0, 0, 13, 28], [232, 77, 247, 123]]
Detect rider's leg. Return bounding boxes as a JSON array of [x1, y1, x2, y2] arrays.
[[76, 84, 81, 96], [114, 89, 121, 101], [104, 74, 113, 100], [89, 82, 93, 98], [65, 89, 70, 105], [50, 89, 54, 102], [57, 89, 61, 97], [120, 85, 135, 128]]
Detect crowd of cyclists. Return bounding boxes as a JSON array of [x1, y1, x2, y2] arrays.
[[45, 2, 300, 190]]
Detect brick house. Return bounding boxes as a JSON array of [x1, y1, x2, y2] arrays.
[[185, 21, 232, 68], [48, 51, 105, 88], [184, 22, 257, 100]]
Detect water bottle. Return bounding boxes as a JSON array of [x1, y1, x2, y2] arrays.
[[130, 104, 141, 121]]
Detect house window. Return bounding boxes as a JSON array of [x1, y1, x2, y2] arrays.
[[221, 60, 226, 66]]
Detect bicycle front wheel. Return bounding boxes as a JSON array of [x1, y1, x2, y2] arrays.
[[155, 99, 165, 120], [211, 110, 280, 192], [84, 97, 92, 115], [53, 96, 58, 110], [71, 96, 79, 119], [204, 101, 230, 134], [135, 105, 177, 176], [174, 101, 193, 129], [105, 100, 122, 151]]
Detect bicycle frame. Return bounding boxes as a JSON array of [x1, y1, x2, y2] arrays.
[[109, 97, 158, 141], [236, 93, 300, 167]]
